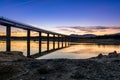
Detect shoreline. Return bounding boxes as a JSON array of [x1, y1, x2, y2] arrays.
[[77, 39, 120, 45], [0, 51, 120, 80], [1, 39, 120, 45]]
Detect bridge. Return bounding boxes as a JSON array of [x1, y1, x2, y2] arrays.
[[0, 17, 74, 58]]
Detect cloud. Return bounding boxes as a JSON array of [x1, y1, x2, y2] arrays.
[[57, 26, 120, 35], [65, 26, 120, 30], [59, 29, 77, 33]]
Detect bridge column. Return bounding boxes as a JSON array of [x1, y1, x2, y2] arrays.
[[39, 32, 42, 54], [65, 36, 68, 47], [27, 29, 30, 57], [53, 34, 55, 50], [6, 25, 11, 52], [47, 33, 49, 51], [65, 36, 67, 47], [62, 35, 64, 48], [58, 35, 60, 48], [68, 36, 70, 46], [67, 36, 69, 46]]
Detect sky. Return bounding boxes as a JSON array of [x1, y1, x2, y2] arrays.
[[0, 0, 120, 35]]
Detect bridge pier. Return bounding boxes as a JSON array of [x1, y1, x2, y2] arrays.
[[6, 25, 11, 52], [67, 36, 69, 46], [47, 33, 49, 51], [64, 36, 67, 47], [39, 32, 42, 54], [27, 29, 30, 57], [68, 36, 70, 46], [62, 35, 64, 48], [58, 35, 60, 48], [53, 34, 55, 50]]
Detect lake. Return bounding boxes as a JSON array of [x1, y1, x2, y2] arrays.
[[0, 41, 120, 59]]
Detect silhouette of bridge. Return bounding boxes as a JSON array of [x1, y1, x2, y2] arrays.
[[0, 17, 76, 58]]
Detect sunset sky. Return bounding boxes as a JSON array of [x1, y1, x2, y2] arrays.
[[0, 0, 120, 35]]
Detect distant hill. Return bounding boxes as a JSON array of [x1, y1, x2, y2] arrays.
[[108, 33, 120, 36], [70, 33, 120, 39], [70, 34, 96, 38]]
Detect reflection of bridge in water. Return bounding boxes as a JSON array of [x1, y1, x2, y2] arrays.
[[0, 17, 78, 58]]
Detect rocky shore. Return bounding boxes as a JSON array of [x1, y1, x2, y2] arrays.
[[0, 51, 120, 80]]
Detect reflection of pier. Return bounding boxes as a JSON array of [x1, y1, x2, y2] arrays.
[[31, 47, 70, 58], [0, 17, 71, 57]]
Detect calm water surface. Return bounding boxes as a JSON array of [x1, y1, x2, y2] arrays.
[[0, 41, 120, 59]]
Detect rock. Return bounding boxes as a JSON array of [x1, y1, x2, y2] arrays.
[[112, 59, 120, 63], [108, 51, 118, 58], [39, 76, 46, 80], [0, 51, 27, 61], [0, 65, 20, 80], [97, 53, 104, 58], [37, 65, 54, 74], [71, 71, 86, 79]]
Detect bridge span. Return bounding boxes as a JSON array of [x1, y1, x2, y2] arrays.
[[0, 17, 73, 58]]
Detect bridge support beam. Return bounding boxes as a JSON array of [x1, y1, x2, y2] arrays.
[[64, 36, 67, 47], [39, 32, 42, 54], [6, 25, 11, 52], [67, 36, 69, 46], [47, 33, 49, 51], [68, 42, 70, 46], [53, 34, 55, 50], [58, 35, 60, 48], [27, 29, 30, 57], [62, 35, 64, 48], [68, 36, 70, 46]]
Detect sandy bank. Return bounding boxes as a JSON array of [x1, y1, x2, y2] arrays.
[[0, 51, 120, 80]]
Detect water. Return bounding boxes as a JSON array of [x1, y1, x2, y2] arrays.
[[0, 41, 120, 59], [0, 41, 65, 56], [38, 43, 120, 59]]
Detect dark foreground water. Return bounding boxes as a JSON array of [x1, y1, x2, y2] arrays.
[[0, 41, 120, 59]]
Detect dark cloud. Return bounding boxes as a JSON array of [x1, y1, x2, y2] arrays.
[[57, 26, 120, 33], [91, 26, 120, 29], [59, 29, 77, 33], [66, 26, 120, 29]]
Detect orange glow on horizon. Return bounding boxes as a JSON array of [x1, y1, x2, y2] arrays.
[[1, 25, 120, 36], [0, 28, 120, 36]]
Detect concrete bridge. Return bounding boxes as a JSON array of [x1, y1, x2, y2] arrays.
[[0, 17, 73, 58]]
